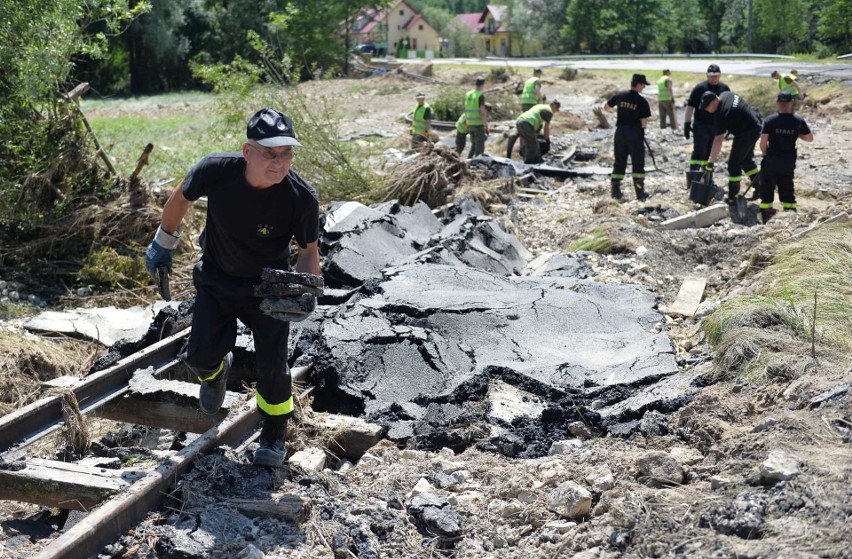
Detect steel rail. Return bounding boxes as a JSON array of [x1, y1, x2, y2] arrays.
[[32, 364, 312, 559], [0, 328, 190, 457]]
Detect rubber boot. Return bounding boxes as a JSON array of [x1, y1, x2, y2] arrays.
[[760, 207, 777, 224], [253, 418, 287, 468], [634, 179, 649, 202], [198, 352, 232, 415], [610, 179, 623, 200]]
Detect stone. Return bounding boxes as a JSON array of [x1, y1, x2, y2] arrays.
[[635, 451, 685, 485], [406, 493, 463, 538], [548, 439, 582, 455], [407, 478, 435, 500], [488, 379, 546, 424], [586, 468, 615, 493], [669, 446, 703, 466], [760, 450, 799, 483], [546, 480, 593, 519], [544, 520, 577, 534], [658, 204, 729, 230], [288, 448, 326, 473]]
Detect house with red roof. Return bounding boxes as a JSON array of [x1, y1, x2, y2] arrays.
[[345, 0, 441, 58], [452, 4, 518, 57]]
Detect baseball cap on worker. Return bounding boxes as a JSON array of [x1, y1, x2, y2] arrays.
[[698, 90, 718, 110], [777, 91, 794, 102], [631, 73, 651, 86], [415, 91, 426, 99], [706, 64, 721, 76], [246, 107, 302, 148]]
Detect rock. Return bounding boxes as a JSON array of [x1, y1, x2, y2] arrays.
[[319, 414, 385, 459], [236, 544, 265, 559], [760, 450, 799, 483], [488, 379, 546, 424], [548, 439, 582, 455], [544, 520, 577, 534], [406, 493, 463, 538], [407, 478, 434, 500], [488, 499, 524, 518], [668, 446, 703, 466], [635, 451, 685, 485], [639, 410, 670, 437], [710, 475, 733, 490], [752, 416, 778, 432], [586, 468, 615, 493], [537, 460, 569, 484], [288, 447, 326, 472], [693, 299, 720, 320], [8, 291, 19, 302], [567, 421, 595, 439], [546, 480, 592, 519]]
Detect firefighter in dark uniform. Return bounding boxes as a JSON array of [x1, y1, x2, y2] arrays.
[[602, 73, 652, 201], [701, 90, 763, 204], [757, 91, 814, 223], [684, 64, 730, 171]]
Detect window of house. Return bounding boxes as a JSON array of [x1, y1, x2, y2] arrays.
[[399, 9, 404, 15], [418, 24, 423, 30]]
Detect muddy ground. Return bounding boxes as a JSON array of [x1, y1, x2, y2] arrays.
[[1, 66, 851, 558]]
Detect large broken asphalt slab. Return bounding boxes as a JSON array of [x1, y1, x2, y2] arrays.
[[310, 263, 681, 438]]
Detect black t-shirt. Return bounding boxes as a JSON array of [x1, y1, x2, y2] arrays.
[[182, 153, 320, 278], [762, 112, 811, 159], [606, 90, 651, 127], [713, 91, 761, 136], [688, 80, 731, 124]]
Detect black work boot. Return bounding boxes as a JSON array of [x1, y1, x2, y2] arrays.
[[253, 419, 287, 468], [198, 352, 232, 415], [610, 179, 623, 200], [634, 180, 649, 202], [760, 207, 777, 224], [725, 183, 740, 205]]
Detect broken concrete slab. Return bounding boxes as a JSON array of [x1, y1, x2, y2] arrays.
[[24, 302, 178, 346], [319, 414, 385, 459], [665, 276, 707, 317], [524, 251, 593, 279], [488, 379, 546, 424], [469, 155, 612, 179], [309, 262, 678, 448], [658, 204, 729, 230]]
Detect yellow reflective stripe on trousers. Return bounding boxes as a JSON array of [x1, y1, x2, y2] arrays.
[[256, 390, 294, 416], [728, 175, 742, 182], [198, 360, 224, 382]]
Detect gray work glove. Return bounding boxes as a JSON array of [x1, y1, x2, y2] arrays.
[[255, 268, 324, 322]]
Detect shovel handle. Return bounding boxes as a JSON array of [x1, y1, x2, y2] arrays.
[[155, 265, 171, 302]]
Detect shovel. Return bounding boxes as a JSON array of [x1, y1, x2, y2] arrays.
[[155, 265, 171, 301], [729, 183, 754, 225]]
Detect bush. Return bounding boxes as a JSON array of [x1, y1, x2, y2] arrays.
[[431, 87, 467, 121], [78, 246, 148, 289]]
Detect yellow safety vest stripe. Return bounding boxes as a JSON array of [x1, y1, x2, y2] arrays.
[[256, 390, 294, 416], [456, 113, 468, 134], [778, 75, 798, 96]]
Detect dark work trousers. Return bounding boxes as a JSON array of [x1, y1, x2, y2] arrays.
[[468, 125, 486, 157], [185, 260, 292, 428], [455, 131, 467, 155], [726, 127, 761, 197], [612, 125, 645, 180], [759, 156, 797, 209], [690, 120, 715, 169], [658, 101, 677, 130], [517, 120, 541, 164], [410, 133, 428, 151]]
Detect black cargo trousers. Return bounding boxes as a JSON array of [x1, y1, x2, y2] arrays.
[[184, 260, 292, 428]]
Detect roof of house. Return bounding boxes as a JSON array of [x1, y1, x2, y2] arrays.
[[454, 12, 482, 33]]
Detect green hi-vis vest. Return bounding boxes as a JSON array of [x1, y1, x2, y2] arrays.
[[657, 75, 672, 101], [518, 104, 551, 132], [412, 103, 431, 135], [777, 75, 798, 97], [465, 90, 483, 126], [455, 113, 468, 134], [521, 77, 539, 105]]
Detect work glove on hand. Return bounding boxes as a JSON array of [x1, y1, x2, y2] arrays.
[[683, 122, 691, 140], [255, 268, 324, 322], [145, 226, 179, 281]]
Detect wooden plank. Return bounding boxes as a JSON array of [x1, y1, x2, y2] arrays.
[[95, 394, 229, 434], [0, 458, 144, 510], [228, 494, 311, 522], [667, 276, 707, 317]]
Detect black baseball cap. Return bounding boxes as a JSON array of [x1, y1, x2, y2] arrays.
[[777, 91, 794, 102], [706, 64, 721, 76], [631, 73, 651, 86], [698, 91, 718, 110], [247, 107, 302, 148], [475, 77, 486, 86]]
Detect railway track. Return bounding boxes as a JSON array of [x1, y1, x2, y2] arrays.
[[0, 327, 312, 559]]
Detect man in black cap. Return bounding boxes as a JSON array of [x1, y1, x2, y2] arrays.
[[684, 64, 730, 172], [757, 91, 814, 222], [700, 90, 763, 205], [145, 107, 321, 468], [602, 73, 652, 201]]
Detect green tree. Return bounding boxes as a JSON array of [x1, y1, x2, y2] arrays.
[[0, 0, 147, 218], [818, 0, 852, 53], [753, 0, 809, 54], [508, 0, 569, 56]]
